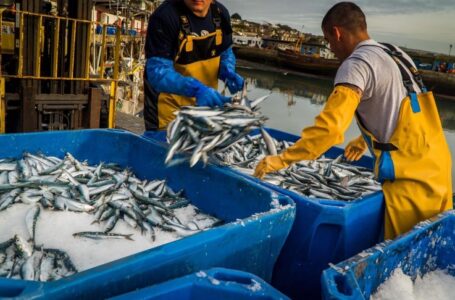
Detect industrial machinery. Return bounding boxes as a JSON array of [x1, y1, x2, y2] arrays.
[[0, 0, 152, 133]]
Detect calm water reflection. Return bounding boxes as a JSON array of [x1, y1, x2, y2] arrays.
[[238, 68, 455, 186]]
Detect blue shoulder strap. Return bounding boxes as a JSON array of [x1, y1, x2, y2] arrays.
[[379, 43, 423, 113], [381, 43, 427, 93]]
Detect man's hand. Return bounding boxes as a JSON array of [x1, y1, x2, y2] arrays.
[[344, 135, 368, 161], [225, 71, 244, 94], [254, 155, 288, 179], [195, 85, 231, 107]]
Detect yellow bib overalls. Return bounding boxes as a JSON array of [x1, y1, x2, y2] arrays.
[[144, 4, 223, 130], [357, 44, 453, 239]]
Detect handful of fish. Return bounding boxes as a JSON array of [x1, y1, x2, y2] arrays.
[[215, 134, 382, 201], [165, 94, 270, 167], [0, 152, 221, 281]]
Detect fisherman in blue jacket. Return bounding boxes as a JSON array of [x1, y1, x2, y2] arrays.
[[144, 0, 244, 130]]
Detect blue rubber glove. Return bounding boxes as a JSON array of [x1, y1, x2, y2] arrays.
[[225, 71, 244, 94], [219, 48, 244, 94], [146, 56, 202, 97], [146, 56, 230, 107], [194, 83, 231, 107]]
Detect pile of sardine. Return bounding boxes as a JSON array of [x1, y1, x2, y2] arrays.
[[213, 128, 288, 167], [215, 133, 382, 201], [0, 235, 77, 281], [165, 94, 270, 167], [265, 157, 382, 200], [0, 152, 221, 281]]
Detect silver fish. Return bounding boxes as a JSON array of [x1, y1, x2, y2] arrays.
[[260, 127, 277, 156], [73, 231, 134, 241], [54, 196, 94, 212], [25, 204, 41, 245]]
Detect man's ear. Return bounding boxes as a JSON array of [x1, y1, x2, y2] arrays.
[[333, 26, 342, 41]]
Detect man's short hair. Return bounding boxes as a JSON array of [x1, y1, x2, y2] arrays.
[[322, 2, 367, 33]]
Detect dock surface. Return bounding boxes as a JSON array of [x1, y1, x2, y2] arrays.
[[116, 112, 145, 134]]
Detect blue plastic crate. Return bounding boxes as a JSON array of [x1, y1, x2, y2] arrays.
[[245, 129, 384, 300], [143, 130, 167, 143], [107, 26, 117, 35], [95, 25, 117, 35], [0, 129, 295, 299], [142, 128, 385, 299], [321, 211, 455, 300], [110, 268, 290, 300]]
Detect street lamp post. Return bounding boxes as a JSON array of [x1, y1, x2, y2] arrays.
[[450, 44, 453, 57]]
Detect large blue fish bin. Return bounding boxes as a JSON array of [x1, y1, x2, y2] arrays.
[[110, 268, 290, 300], [220, 128, 385, 300], [321, 211, 455, 300], [143, 128, 385, 299], [0, 129, 295, 299]]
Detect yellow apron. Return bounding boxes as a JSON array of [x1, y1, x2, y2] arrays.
[[144, 4, 223, 130], [157, 33, 221, 129], [357, 44, 453, 239]]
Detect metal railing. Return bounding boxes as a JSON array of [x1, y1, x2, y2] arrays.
[[0, 9, 123, 130]]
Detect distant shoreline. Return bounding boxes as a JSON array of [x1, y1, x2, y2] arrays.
[[234, 46, 455, 100], [237, 59, 333, 81]]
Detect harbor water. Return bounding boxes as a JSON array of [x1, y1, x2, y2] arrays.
[[237, 67, 455, 187]]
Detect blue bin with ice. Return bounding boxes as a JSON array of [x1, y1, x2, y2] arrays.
[[0, 129, 295, 299], [143, 127, 385, 299], [321, 211, 455, 300], [110, 268, 290, 300]]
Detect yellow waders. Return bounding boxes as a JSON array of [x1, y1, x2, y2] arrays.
[[157, 53, 220, 129], [358, 44, 452, 239]]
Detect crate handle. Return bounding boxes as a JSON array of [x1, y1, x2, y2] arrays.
[[322, 268, 363, 299], [201, 268, 286, 297], [211, 269, 255, 285]]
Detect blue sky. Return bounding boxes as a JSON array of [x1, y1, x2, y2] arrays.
[[222, 0, 455, 54]]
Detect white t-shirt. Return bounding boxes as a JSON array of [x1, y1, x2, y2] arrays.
[[334, 39, 422, 142]]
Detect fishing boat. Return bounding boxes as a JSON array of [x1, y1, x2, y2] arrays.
[[276, 48, 340, 76], [233, 44, 340, 77]]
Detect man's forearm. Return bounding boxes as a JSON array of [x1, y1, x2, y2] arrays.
[[146, 56, 201, 97]]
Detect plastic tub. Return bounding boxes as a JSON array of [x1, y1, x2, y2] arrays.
[[143, 128, 385, 299], [245, 129, 384, 300], [321, 211, 455, 300], [0, 129, 295, 299], [110, 268, 290, 300]]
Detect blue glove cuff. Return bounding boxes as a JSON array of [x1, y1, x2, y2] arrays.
[[219, 48, 244, 93], [219, 47, 237, 81], [146, 57, 203, 98]]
